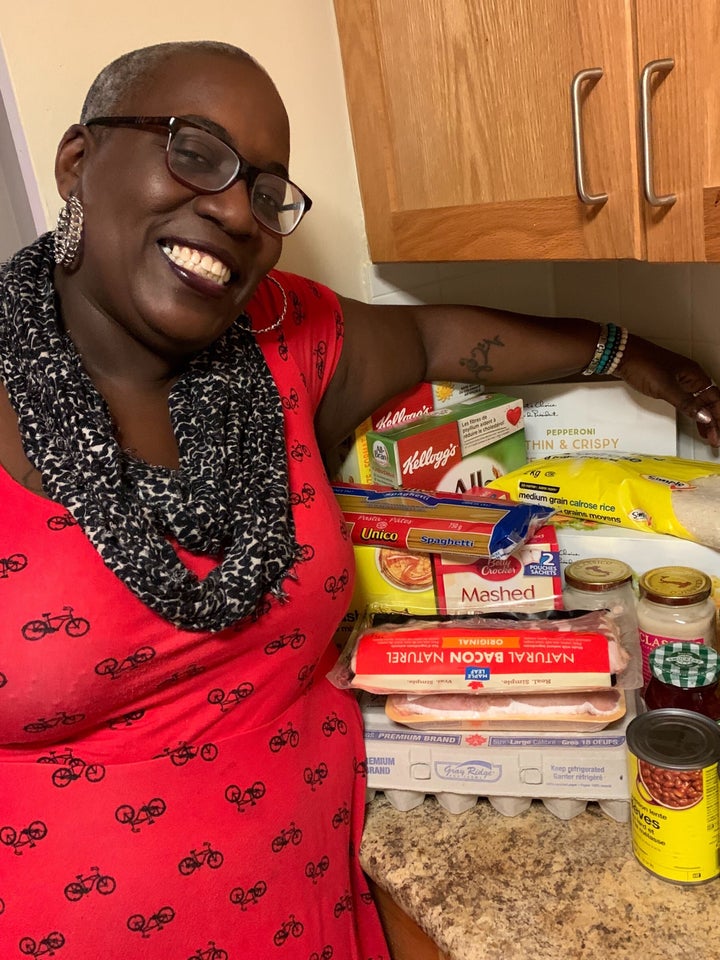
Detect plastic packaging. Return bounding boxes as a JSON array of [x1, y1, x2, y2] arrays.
[[333, 482, 554, 559], [488, 453, 720, 548], [384, 688, 626, 732], [328, 608, 626, 695]]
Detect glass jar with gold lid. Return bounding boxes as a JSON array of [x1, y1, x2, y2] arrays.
[[637, 566, 717, 688], [563, 558, 641, 689]]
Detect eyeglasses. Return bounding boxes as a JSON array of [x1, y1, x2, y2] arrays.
[[85, 115, 312, 236]]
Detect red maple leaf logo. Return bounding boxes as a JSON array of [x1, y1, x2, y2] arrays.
[[465, 734, 488, 746], [467, 681, 485, 690]]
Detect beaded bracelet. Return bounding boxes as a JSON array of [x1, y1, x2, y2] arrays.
[[581, 323, 610, 377], [594, 323, 621, 375], [605, 327, 629, 375], [582, 322, 628, 376]]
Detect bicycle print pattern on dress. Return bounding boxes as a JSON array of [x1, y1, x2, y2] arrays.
[[0, 272, 387, 959]]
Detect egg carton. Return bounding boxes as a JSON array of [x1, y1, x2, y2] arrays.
[[365, 787, 629, 822], [361, 691, 638, 822]]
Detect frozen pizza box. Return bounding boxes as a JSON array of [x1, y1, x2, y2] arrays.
[[365, 393, 526, 493], [499, 380, 677, 459]]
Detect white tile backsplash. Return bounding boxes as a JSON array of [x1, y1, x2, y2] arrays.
[[553, 261, 621, 323], [690, 263, 720, 341], [370, 261, 556, 314], [617, 261, 692, 340], [369, 263, 441, 298], [368, 258, 720, 462], [371, 285, 442, 307]]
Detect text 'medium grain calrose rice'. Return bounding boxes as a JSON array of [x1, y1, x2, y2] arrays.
[[488, 453, 720, 549]]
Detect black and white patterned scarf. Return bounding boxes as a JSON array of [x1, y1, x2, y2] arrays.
[[0, 233, 301, 631]]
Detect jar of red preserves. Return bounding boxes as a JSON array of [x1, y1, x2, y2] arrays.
[[645, 642, 720, 721]]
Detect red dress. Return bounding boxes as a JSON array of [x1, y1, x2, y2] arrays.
[[0, 272, 388, 960]]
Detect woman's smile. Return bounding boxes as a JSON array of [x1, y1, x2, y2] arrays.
[[160, 241, 232, 286]]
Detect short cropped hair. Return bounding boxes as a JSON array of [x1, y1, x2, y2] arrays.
[[80, 40, 263, 123]]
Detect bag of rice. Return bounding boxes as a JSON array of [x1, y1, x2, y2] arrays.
[[488, 453, 720, 548]]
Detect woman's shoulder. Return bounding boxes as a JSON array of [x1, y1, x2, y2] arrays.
[[246, 271, 344, 410], [271, 269, 341, 330], [246, 270, 343, 345]]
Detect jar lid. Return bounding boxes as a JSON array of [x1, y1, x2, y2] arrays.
[[564, 557, 633, 592], [649, 642, 720, 689], [639, 566, 712, 605]]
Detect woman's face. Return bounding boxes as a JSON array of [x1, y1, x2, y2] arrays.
[[66, 50, 290, 358]]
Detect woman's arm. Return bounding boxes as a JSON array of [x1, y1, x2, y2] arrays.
[[316, 296, 720, 452]]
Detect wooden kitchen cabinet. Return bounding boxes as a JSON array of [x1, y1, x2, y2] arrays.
[[333, 0, 720, 262]]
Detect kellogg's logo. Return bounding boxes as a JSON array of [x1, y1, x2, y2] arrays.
[[375, 404, 433, 431], [402, 443, 458, 475]]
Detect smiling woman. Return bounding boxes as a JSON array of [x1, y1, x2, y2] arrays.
[[1, 37, 720, 960]]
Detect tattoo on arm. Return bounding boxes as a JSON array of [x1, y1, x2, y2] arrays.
[[459, 336, 505, 380]]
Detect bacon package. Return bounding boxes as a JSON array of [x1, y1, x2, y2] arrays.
[[332, 483, 554, 559], [328, 610, 625, 696], [384, 688, 627, 732]]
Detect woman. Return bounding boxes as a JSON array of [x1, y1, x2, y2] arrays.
[[1, 40, 718, 960]]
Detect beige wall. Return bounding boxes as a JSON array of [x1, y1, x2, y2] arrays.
[[4, 5, 718, 463], [0, 0, 372, 298]]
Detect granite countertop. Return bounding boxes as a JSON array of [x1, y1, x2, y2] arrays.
[[360, 796, 720, 960]]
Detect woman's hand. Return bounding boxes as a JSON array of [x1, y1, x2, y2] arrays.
[[615, 334, 720, 447]]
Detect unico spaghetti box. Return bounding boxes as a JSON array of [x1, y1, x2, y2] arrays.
[[365, 394, 526, 494]]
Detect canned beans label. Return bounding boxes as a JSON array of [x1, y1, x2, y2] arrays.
[[628, 754, 720, 884], [638, 760, 703, 808]]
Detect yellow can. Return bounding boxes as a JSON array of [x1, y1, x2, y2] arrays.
[[626, 709, 720, 885]]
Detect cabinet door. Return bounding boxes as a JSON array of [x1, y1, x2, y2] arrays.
[[334, 0, 642, 261], [635, 0, 720, 261]]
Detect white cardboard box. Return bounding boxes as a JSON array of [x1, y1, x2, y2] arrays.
[[500, 381, 677, 459], [552, 520, 720, 583]]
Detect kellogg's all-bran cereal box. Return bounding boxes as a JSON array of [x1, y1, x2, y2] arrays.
[[331, 381, 489, 484], [365, 393, 526, 494]]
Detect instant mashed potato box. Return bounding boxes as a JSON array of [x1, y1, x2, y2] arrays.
[[331, 524, 563, 648]]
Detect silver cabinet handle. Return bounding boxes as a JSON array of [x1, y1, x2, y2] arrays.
[[640, 58, 676, 207], [570, 68, 607, 205]]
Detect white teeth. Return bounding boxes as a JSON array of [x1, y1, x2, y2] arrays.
[[162, 243, 231, 285]]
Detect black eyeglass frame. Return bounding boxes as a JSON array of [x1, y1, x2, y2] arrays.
[[84, 115, 313, 235]]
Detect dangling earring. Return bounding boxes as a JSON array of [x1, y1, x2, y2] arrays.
[[252, 275, 288, 335], [54, 195, 84, 268]]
